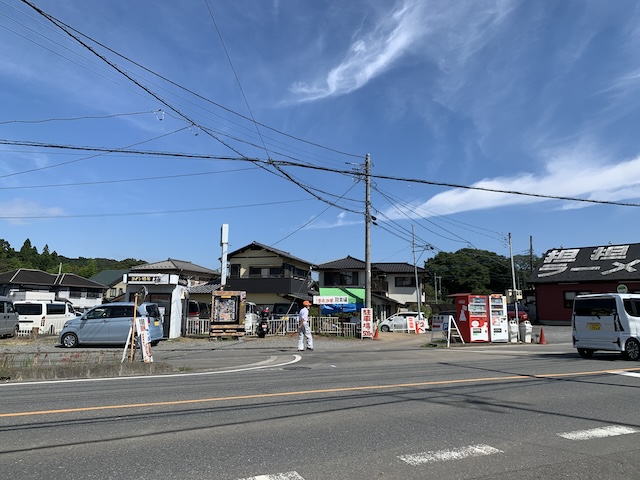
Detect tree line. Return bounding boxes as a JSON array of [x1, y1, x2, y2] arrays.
[[1, 238, 539, 297], [422, 248, 540, 302], [0, 238, 145, 278]]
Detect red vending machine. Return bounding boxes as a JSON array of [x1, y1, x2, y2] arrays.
[[451, 294, 489, 343]]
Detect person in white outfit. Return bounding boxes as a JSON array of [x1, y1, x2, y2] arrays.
[[298, 300, 313, 351]]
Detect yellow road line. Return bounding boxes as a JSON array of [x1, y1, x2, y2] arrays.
[[2, 367, 639, 418]]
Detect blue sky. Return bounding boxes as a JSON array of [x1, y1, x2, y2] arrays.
[[2, 0, 640, 272]]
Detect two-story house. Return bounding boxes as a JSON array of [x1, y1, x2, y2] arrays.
[[224, 241, 317, 311], [315, 256, 424, 319]]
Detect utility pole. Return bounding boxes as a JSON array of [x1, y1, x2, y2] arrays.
[[412, 225, 423, 316], [509, 232, 520, 340], [365, 153, 372, 309]]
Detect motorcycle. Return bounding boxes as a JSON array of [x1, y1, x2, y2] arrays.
[[256, 309, 270, 338]]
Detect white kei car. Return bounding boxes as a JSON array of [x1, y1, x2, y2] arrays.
[[379, 312, 427, 332]]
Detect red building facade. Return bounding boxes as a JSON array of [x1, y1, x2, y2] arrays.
[[530, 243, 640, 325]]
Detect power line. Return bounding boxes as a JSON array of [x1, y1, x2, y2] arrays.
[[4, 138, 640, 209], [0, 110, 157, 125], [0, 198, 313, 220], [0, 166, 259, 190], [19, 0, 362, 159], [0, 127, 189, 179]]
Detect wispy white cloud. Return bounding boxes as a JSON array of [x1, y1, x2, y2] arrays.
[[305, 211, 362, 230], [384, 153, 640, 220], [0, 198, 65, 226], [290, 0, 426, 102]]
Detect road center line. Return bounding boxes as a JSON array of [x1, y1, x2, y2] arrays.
[[1, 367, 639, 419]]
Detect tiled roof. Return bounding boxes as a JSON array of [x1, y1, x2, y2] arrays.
[[227, 241, 316, 267], [373, 262, 424, 274], [130, 258, 218, 275], [316, 257, 423, 273], [56, 273, 107, 289], [0, 268, 106, 289], [188, 282, 221, 294], [90, 269, 129, 287], [0, 268, 54, 286], [316, 256, 365, 270]]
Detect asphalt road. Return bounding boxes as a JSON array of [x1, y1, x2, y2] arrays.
[[2, 327, 640, 479]]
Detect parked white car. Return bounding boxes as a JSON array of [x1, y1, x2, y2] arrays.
[[379, 312, 427, 332]]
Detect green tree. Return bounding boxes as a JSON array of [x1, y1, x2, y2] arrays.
[[18, 239, 38, 268], [77, 259, 99, 279], [425, 248, 514, 296]]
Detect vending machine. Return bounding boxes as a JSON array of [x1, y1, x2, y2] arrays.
[[452, 294, 489, 343], [489, 294, 508, 342]]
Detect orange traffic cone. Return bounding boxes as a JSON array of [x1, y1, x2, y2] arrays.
[[373, 324, 379, 340], [538, 327, 547, 345]]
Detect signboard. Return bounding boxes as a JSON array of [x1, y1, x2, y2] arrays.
[[125, 273, 180, 285], [313, 295, 349, 305], [135, 317, 153, 363], [431, 314, 451, 332], [360, 308, 373, 339], [407, 316, 416, 333], [416, 318, 428, 334]]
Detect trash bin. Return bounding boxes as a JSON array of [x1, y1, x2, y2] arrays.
[[508, 320, 518, 343], [519, 320, 532, 343]]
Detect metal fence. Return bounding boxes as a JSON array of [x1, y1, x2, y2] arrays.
[[184, 316, 359, 338]]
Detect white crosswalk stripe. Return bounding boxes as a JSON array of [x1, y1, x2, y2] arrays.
[[558, 425, 638, 440], [399, 444, 502, 466], [237, 472, 305, 480], [609, 371, 640, 378]]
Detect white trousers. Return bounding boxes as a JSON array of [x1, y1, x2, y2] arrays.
[[298, 322, 313, 350]]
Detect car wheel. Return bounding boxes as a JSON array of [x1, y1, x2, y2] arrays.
[[577, 348, 594, 358], [11, 325, 19, 338], [623, 338, 640, 361], [380, 325, 390, 332], [61, 333, 78, 348]]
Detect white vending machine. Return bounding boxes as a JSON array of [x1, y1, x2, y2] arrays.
[[489, 294, 508, 342]]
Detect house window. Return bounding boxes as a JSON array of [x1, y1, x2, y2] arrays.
[[109, 288, 117, 298], [323, 271, 358, 286], [395, 276, 416, 288], [249, 267, 282, 278], [230, 264, 240, 278], [563, 291, 591, 309]]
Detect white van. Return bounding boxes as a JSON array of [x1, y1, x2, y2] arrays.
[[14, 300, 78, 335], [0, 295, 19, 338], [572, 293, 640, 360]]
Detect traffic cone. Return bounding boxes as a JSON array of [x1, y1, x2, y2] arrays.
[[538, 327, 547, 345], [373, 324, 379, 340]]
